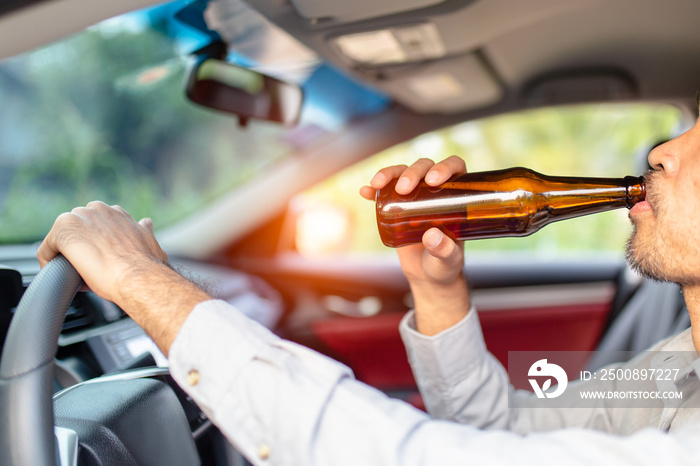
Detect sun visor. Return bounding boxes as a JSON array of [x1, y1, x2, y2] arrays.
[[377, 54, 502, 113], [523, 71, 638, 105], [289, 0, 446, 23]]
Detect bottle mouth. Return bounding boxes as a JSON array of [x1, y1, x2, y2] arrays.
[[624, 175, 646, 209]]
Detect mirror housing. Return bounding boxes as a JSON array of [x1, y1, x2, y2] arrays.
[[185, 56, 304, 126]]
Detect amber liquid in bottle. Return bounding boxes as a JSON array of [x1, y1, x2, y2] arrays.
[[375, 167, 646, 247]]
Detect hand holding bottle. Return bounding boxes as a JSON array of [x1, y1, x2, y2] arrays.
[[360, 157, 471, 335]]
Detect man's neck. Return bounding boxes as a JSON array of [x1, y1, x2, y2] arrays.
[[681, 285, 700, 352]]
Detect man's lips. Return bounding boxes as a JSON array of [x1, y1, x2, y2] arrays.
[[630, 200, 653, 216]]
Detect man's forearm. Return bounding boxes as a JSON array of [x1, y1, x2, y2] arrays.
[[114, 262, 212, 356], [409, 274, 471, 336]]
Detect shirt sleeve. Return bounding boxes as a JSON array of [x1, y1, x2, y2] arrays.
[[168, 299, 700, 466], [398, 307, 512, 429], [399, 307, 632, 433]]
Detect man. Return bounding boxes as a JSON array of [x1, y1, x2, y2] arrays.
[[37, 116, 700, 464]]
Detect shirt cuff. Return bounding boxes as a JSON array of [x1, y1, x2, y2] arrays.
[[399, 305, 488, 388], [168, 299, 281, 413], [167, 298, 356, 463]]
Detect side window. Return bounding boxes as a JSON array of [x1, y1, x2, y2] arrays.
[[292, 104, 683, 258]]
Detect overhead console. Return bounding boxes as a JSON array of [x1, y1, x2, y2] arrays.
[[369, 54, 502, 113], [325, 20, 503, 113], [289, 0, 450, 24]]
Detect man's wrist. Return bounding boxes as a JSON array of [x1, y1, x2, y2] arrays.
[[114, 260, 173, 309], [115, 261, 212, 355], [409, 274, 471, 336]]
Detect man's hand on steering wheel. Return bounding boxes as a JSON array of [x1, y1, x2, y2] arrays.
[[36, 201, 210, 356], [36, 201, 167, 306]]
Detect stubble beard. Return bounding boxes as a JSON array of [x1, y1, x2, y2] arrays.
[[624, 172, 677, 284], [625, 226, 671, 283]]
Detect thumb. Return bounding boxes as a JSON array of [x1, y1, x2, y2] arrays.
[[422, 228, 456, 259], [421, 228, 464, 281]]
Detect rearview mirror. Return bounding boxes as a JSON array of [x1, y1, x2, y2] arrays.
[[186, 57, 303, 126]]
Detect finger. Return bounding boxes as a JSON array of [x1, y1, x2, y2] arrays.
[[70, 205, 89, 216], [425, 156, 467, 186], [36, 212, 71, 268], [369, 165, 408, 190], [36, 236, 57, 269], [395, 158, 436, 194], [139, 217, 154, 233], [359, 185, 376, 201], [85, 200, 107, 208], [111, 204, 137, 222], [422, 228, 464, 268]]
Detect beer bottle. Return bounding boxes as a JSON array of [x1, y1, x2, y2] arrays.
[[375, 167, 645, 247]]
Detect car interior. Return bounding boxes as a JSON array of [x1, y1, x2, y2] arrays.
[[0, 0, 699, 464]]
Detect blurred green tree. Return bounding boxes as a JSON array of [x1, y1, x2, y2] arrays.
[[0, 13, 286, 243]]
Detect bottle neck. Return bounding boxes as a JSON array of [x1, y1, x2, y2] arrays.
[[541, 175, 645, 220]]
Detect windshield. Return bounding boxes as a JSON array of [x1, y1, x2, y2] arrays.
[[0, 1, 388, 244]]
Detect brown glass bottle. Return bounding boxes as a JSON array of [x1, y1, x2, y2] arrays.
[[375, 167, 645, 247]]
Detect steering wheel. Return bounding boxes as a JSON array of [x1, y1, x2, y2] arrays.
[[0, 255, 201, 465]]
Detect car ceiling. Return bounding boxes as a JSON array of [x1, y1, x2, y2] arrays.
[[3, 0, 700, 117], [249, 0, 700, 115]]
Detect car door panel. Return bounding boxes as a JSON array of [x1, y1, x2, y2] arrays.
[[233, 255, 624, 396]]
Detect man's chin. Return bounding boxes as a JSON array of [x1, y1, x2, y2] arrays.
[[625, 235, 668, 283]]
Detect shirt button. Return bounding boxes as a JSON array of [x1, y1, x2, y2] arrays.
[[258, 443, 271, 460], [186, 369, 200, 386]]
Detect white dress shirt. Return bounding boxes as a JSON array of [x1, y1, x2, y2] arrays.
[[168, 299, 700, 465]]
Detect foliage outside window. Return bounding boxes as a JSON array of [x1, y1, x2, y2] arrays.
[[0, 6, 290, 244]]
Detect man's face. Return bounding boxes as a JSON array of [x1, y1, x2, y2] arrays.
[[626, 112, 700, 286]]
